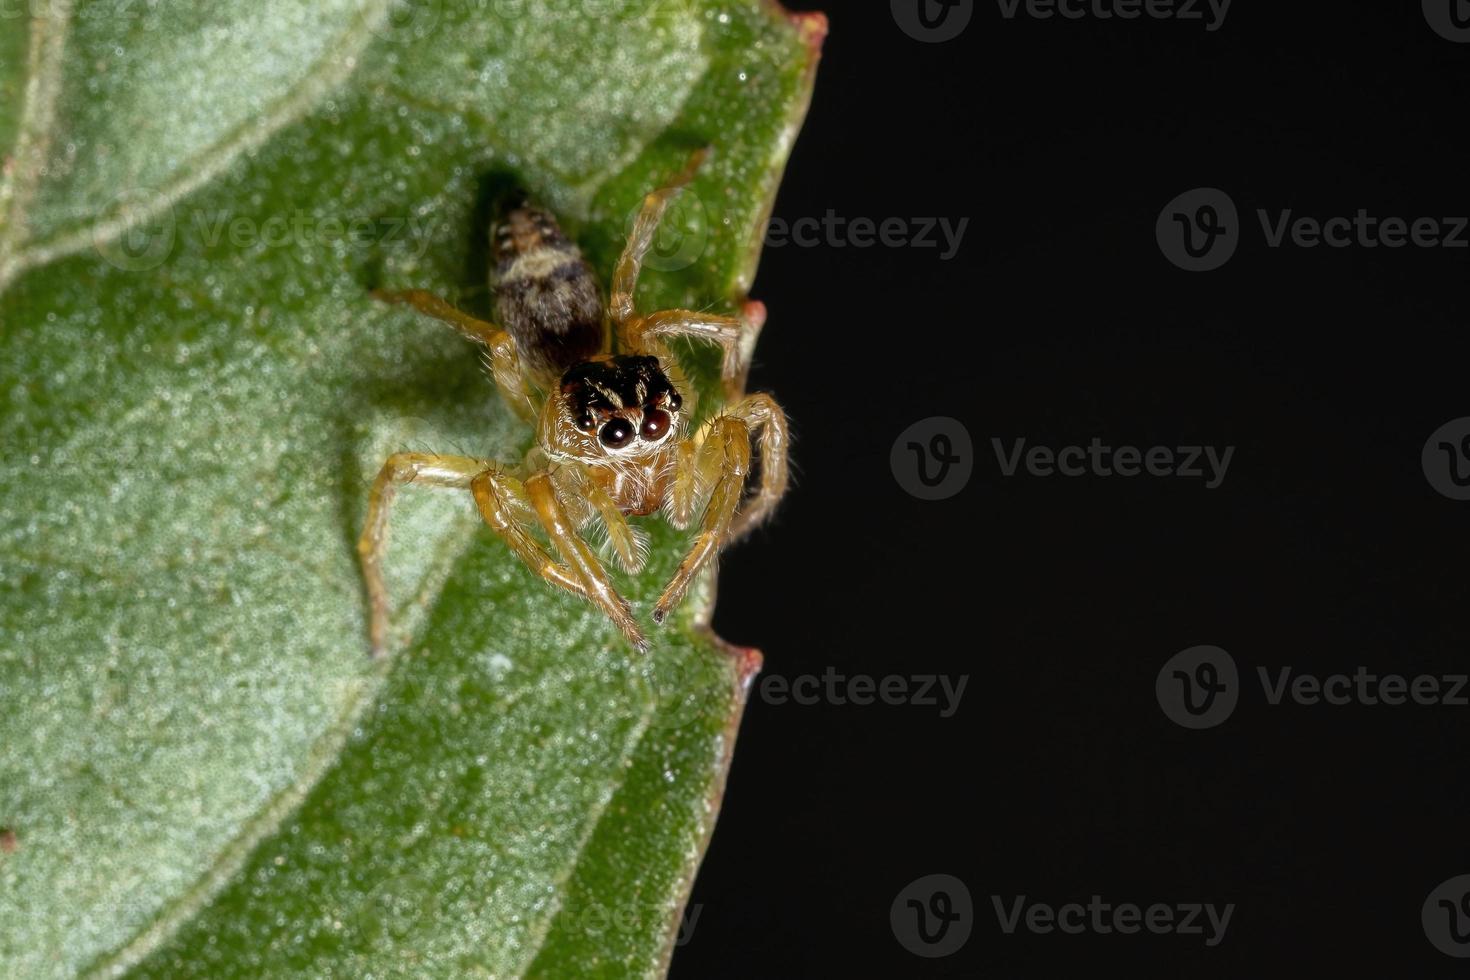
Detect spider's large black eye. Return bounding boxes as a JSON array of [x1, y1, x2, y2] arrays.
[[598, 418, 634, 449], [640, 408, 671, 441]]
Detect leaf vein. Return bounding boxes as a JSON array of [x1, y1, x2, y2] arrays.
[[0, 0, 74, 292], [2, 0, 397, 295]]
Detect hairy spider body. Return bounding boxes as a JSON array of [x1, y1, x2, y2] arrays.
[[360, 149, 789, 654], [491, 205, 604, 380]]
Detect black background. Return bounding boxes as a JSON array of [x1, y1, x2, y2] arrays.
[[677, 1, 1470, 976]]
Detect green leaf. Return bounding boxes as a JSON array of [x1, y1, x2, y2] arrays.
[[0, 1, 823, 976]]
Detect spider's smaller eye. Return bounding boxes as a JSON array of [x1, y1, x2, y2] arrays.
[[640, 408, 671, 442], [667, 391, 683, 412], [599, 418, 634, 449], [576, 415, 596, 432]]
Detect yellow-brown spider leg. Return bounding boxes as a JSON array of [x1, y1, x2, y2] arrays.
[[667, 438, 700, 530], [359, 454, 586, 657], [359, 453, 491, 657], [556, 462, 646, 573], [468, 467, 588, 599], [724, 392, 790, 540], [525, 472, 648, 651], [608, 147, 710, 327], [371, 288, 537, 423], [622, 308, 746, 389], [653, 417, 751, 625]]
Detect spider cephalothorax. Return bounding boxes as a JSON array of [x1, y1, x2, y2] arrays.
[[360, 148, 788, 653], [560, 355, 683, 454]]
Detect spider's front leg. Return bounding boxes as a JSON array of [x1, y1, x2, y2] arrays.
[[360, 453, 483, 656], [557, 461, 648, 574], [724, 392, 789, 540], [609, 148, 764, 395], [358, 453, 586, 657], [525, 471, 648, 651], [371, 288, 539, 423], [653, 416, 752, 625], [621, 305, 764, 401], [608, 147, 709, 328], [656, 392, 791, 622]]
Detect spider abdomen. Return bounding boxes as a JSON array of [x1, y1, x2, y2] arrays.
[[492, 206, 605, 381]]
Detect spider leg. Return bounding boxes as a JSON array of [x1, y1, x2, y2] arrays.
[[608, 147, 709, 328], [666, 438, 700, 530], [358, 453, 587, 657], [556, 462, 647, 573], [359, 453, 492, 657], [525, 472, 648, 651], [622, 307, 745, 387], [653, 416, 751, 625], [724, 392, 790, 540], [469, 467, 587, 596], [372, 288, 538, 423]]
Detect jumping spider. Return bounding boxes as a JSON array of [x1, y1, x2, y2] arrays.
[[359, 149, 789, 654]]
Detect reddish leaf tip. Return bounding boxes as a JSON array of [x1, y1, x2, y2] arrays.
[[791, 10, 829, 51], [740, 298, 768, 331], [762, 1, 828, 53]]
